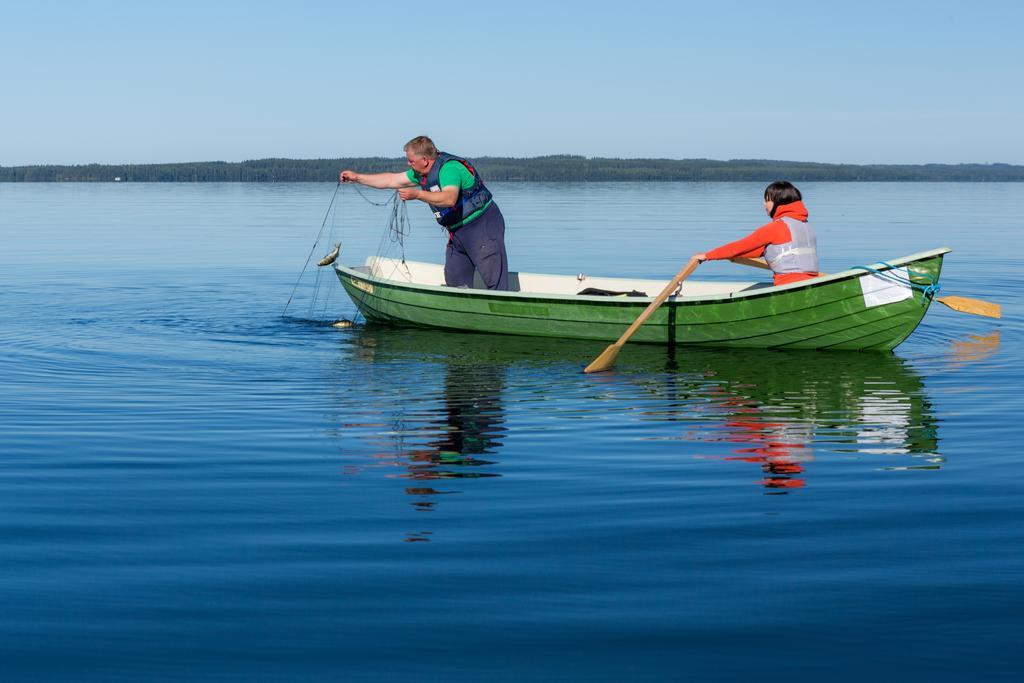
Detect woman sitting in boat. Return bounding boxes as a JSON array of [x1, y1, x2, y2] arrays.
[[693, 181, 821, 286]]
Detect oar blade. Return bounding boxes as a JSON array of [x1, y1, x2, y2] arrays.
[[937, 296, 1001, 319], [584, 343, 622, 374]]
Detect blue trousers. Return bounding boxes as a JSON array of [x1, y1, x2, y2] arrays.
[[444, 202, 509, 291]]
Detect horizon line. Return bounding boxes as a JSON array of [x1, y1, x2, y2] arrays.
[[3, 156, 1021, 169]]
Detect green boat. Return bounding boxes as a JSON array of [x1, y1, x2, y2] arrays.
[[334, 246, 949, 351]]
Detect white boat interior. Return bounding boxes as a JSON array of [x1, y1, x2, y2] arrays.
[[356, 256, 768, 298]]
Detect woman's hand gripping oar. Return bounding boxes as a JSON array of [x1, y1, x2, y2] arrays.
[[584, 258, 700, 374], [729, 257, 1001, 319]]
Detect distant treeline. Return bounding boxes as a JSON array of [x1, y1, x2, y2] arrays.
[[3, 156, 1023, 182]]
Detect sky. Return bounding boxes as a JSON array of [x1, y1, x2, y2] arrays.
[[1, 0, 1022, 166]]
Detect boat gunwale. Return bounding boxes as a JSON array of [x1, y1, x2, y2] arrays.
[[334, 246, 951, 307]]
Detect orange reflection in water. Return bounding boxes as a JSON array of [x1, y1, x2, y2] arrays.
[[948, 330, 1000, 365], [711, 392, 814, 492], [679, 348, 943, 494]]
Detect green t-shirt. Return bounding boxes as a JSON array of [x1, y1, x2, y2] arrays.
[[406, 159, 492, 229]]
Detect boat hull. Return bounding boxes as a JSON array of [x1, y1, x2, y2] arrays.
[[335, 249, 947, 351]]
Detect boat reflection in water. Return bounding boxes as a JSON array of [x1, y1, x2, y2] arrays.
[[402, 358, 505, 504], [340, 328, 509, 528], [337, 327, 944, 509], [655, 346, 941, 493]]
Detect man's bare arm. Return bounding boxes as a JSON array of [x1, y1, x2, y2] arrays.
[[339, 170, 415, 189], [397, 185, 459, 207]]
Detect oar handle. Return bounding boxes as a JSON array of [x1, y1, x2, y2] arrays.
[[730, 256, 771, 270], [612, 258, 700, 348]]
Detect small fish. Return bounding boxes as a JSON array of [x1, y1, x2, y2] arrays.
[[330, 319, 355, 328], [317, 243, 341, 267]]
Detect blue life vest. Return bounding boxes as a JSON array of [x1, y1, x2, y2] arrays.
[[418, 152, 493, 230]]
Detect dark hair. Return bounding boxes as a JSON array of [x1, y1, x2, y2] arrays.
[[763, 181, 802, 217]]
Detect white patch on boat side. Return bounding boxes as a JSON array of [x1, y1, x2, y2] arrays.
[[859, 267, 913, 308]]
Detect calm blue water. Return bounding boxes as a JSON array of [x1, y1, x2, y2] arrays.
[[2, 182, 1022, 681]]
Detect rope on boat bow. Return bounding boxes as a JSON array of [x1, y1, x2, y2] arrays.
[[851, 261, 941, 303]]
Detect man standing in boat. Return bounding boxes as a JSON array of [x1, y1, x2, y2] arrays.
[[339, 136, 510, 291]]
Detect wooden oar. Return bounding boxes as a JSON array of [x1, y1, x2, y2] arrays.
[[729, 258, 1001, 319], [932, 295, 1000, 318], [729, 256, 772, 270], [584, 258, 700, 374]]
